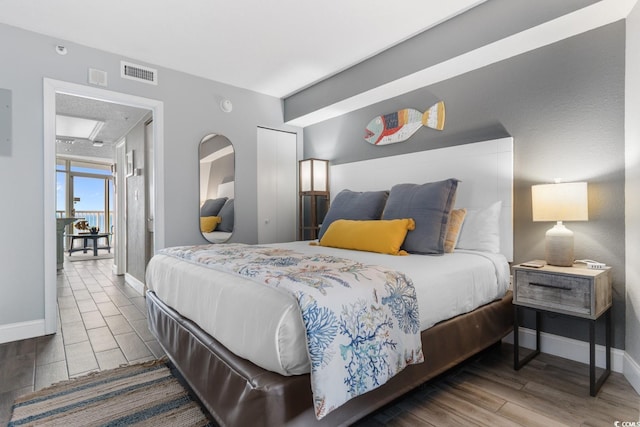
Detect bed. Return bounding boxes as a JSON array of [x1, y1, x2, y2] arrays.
[[146, 137, 514, 426]]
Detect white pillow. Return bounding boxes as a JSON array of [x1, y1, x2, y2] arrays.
[[456, 201, 501, 253]]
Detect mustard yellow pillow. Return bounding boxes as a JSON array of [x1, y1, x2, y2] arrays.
[[319, 218, 415, 256], [444, 208, 466, 253], [200, 216, 221, 233]]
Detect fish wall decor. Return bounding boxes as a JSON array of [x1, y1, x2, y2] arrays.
[[364, 101, 445, 146]]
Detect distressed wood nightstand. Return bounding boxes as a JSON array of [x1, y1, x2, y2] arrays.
[[512, 262, 612, 396]]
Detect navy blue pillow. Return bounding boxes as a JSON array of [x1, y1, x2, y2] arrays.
[[200, 197, 227, 217], [382, 179, 459, 254], [217, 199, 234, 232], [318, 190, 389, 240]]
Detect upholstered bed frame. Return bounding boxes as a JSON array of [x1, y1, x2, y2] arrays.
[[147, 289, 513, 426], [146, 137, 515, 426]]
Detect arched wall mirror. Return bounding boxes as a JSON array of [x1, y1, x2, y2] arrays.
[[199, 133, 235, 243]]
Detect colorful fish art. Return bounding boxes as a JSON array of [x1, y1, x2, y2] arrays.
[[364, 101, 445, 146]]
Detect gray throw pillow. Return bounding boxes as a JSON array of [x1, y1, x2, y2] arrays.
[[217, 199, 234, 232], [200, 197, 227, 217], [318, 190, 389, 240], [382, 179, 459, 254]]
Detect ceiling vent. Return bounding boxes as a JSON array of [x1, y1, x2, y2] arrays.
[[121, 61, 158, 85]]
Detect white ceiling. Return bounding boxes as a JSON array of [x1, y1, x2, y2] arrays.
[[55, 94, 150, 161], [0, 0, 485, 97]]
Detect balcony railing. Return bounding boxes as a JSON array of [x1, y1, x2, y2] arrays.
[[56, 210, 113, 233]]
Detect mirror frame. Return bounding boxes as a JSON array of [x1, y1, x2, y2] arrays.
[[199, 133, 235, 243]]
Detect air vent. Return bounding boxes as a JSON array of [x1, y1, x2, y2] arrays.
[[120, 61, 158, 85]]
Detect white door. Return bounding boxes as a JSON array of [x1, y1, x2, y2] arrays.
[[257, 127, 297, 244]]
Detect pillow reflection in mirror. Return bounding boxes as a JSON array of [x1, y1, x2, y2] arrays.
[[201, 197, 227, 217], [217, 199, 234, 232], [201, 216, 221, 233]]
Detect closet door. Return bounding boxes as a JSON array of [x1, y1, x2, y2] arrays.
[[257, 127, 297, 244]]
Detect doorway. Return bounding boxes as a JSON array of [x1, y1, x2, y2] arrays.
[[55, 96, 148, 267], [43, 78, 165, 335]]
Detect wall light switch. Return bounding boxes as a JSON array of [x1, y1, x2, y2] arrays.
[[0, 88, 11, 144]]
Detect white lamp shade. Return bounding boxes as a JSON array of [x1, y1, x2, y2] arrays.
[[299, 159, 328, 193], [531, 182, 588, 222], [532, 181, 588, 267], [300, 160, 311, 192]]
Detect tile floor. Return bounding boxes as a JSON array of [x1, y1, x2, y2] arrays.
[[0, 255, 164, 425]]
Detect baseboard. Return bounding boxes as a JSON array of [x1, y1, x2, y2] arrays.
[[624, 352, 640, 395], [113, 260, 125, 276], [0, 319, 46, 344], [503, 328, 624, 373], [124, 273, 145, 296]]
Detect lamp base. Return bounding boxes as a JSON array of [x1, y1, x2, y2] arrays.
[[545, 222, 574, 267]]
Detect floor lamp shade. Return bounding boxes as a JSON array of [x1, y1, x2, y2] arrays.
[[532, 182, 588, 266], [299, 159, 328, 193]]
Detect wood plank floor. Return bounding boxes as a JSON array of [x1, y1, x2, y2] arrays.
[[1, 255, 638, 426], [354, 344, 640, 426]]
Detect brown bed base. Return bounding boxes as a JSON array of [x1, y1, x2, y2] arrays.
[[146, 290, 513, 427]]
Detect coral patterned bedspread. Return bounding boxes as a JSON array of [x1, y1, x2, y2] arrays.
[[159, 243, 424, 419]]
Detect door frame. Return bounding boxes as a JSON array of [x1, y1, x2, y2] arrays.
[[43, 78, 165, 334], [115, 138, 127, 276]]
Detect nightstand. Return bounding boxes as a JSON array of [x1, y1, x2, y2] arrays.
[[512, 262, 612, 396]]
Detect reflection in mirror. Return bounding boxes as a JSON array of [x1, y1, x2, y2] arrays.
[[199, 134, 235, 243]]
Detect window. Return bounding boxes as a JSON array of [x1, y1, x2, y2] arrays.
[[56, 158, 114, 236]]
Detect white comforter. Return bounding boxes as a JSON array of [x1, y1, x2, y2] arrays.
[[145, 241, 509, 376]]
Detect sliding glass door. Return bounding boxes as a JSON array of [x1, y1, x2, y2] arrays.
[[56, 159, 113, 249], [72, 176, 110, 231]]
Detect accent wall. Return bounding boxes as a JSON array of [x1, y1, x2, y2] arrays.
[[300, 23, 626, 349]]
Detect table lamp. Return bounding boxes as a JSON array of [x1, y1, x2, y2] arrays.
[[531, 181, 588, 267]]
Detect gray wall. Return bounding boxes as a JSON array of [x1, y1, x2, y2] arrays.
[[125, 117, 148, 283], [285, 0, 600, 122], [0, 23, 300, 329], [626, 3, 640, 368], [301, 23, 626, 348]]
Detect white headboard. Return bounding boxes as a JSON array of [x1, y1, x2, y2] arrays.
[[217, 181, 235, 199], [329, 137, 513, 261]]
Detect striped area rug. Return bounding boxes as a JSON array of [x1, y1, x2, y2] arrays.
[[9, 360, 214, 426]]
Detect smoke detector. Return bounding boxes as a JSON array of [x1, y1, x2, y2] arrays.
[[220, 99, 233, 113]]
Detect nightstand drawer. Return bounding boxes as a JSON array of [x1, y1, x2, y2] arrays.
[[514, 270, 591, 315]]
